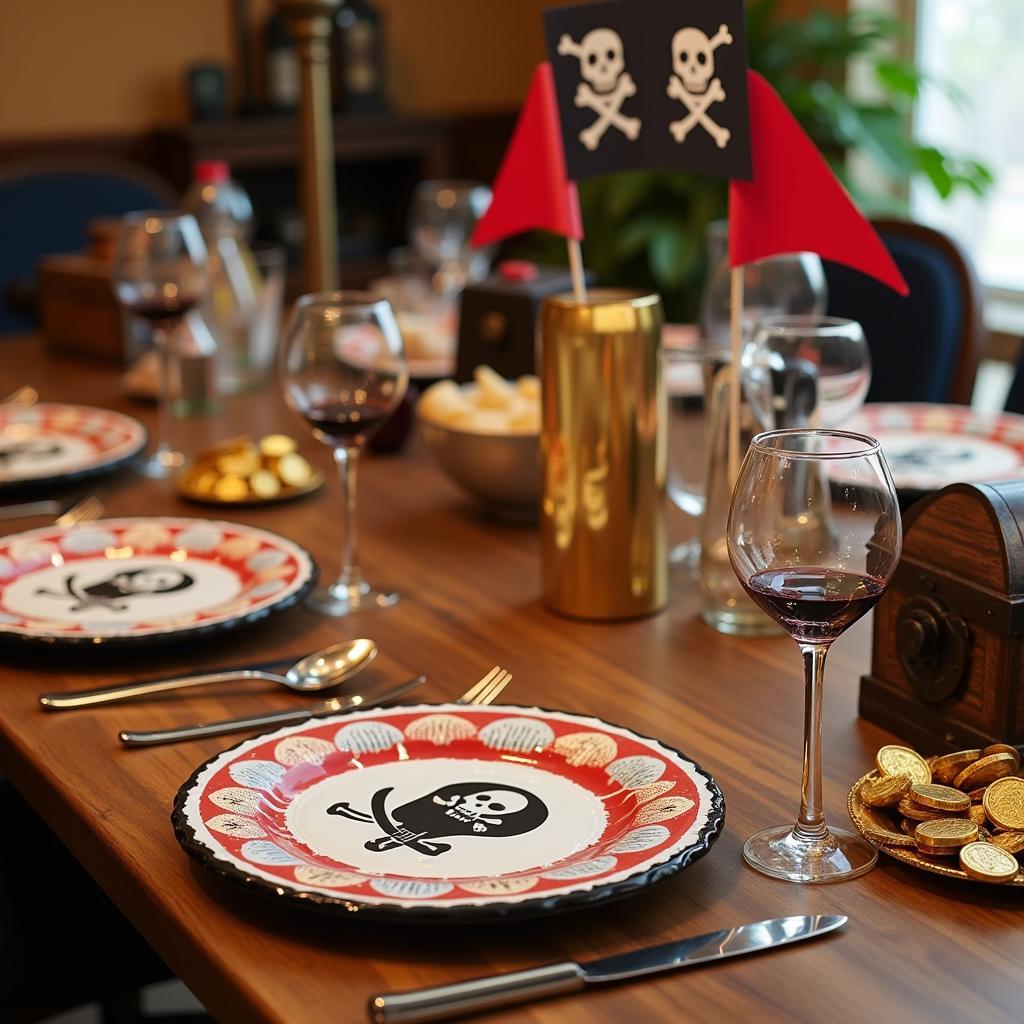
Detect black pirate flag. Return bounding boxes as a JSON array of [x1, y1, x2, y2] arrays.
[[544, 0, 752, 181]]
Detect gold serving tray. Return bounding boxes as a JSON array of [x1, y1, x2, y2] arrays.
[[848, 770, 1024, 886], [177, 466, 323, 507]]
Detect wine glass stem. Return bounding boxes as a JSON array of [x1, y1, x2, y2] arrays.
[[155, 325, 175, 460], [795, 642, 830, 842], [333, 445, 361, 590]]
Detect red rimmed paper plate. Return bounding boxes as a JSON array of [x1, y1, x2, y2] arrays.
[[0, 403, 147, 491], [849, 403, 1024, 495], [172, 703, 725, 920], [0, 517, 316, 647]]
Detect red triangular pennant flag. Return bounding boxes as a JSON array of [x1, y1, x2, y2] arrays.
[[729, 71, 909, 296], [470, 62, 583, 248]]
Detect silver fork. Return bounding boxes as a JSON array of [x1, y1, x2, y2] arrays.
[[54, 495, 104, 528], [457, 665, 512, 706]]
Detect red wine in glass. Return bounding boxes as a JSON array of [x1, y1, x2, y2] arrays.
[[300, 395, 397, 447], [117, 286, 202, 325], [742, 566, 885, 644]]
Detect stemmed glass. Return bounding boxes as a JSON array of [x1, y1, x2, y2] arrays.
[[281, 292, 408, 616], [741, 316, 872, 431], [408, 180, 492, 293], [113, 212, 209, 478], [728, 429, 902, 882]]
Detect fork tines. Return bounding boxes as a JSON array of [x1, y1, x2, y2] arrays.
[[461, 665, 512, 706], [55, 495, 105, 528]]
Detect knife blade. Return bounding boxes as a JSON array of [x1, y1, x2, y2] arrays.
[[119, 674, 427, 747], [367, 914, 847, 1024]]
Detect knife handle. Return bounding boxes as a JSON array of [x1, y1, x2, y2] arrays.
[[368, 963, 585, 1024], [119, 706, 314, 746]]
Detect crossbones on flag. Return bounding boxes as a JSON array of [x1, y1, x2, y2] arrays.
[[544, 0, 752, 181]]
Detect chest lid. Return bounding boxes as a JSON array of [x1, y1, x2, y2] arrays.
[[898, 481, 1024, 631]]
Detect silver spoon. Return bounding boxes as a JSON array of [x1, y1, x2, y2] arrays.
[[38, 638, 378, 710]]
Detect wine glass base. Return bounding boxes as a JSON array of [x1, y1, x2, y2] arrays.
[[305, 580, 399, 618], [140, 449, 185, 479], [743, 823, 878, 883]]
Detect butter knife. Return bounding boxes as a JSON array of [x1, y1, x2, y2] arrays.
[[368, 913, 847, 1024], [119, 674, 427, 747]]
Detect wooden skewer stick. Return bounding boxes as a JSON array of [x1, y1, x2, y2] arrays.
[[567, 238, 587, 303], [728, 265, 744, 483]]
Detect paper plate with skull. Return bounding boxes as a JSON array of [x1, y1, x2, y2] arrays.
[[0, 403, 147, 491], [0, 517, 316, 646], [172, 703, 725, 919]]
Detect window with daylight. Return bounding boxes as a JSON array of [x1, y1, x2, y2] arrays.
[[911, 0, 1024, 297]]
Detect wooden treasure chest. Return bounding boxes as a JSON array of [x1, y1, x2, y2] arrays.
[[860, 481, 1024, 753]]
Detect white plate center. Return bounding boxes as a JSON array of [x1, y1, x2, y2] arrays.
[[0, 431, 96, 481], [2, 556, 243, 625], [285, 757, 608, 880]]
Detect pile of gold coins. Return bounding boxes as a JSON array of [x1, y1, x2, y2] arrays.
[[179, 435, 319, 504], [852, 742, 1024, 884]]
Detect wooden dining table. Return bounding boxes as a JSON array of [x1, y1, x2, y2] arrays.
[[0, 335, 1020, 1024]]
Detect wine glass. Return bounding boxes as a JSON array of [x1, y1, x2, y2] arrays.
[[728, 428, 902, 882], [113, 211, 209, 477], [699, 219, 827, 353], [741, 316, 872, 431], [408, 180, 492, 293], [280, 292, 408, 616]]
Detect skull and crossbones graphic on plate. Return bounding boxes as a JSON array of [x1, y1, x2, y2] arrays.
[[327, 781, 548, 857], [557, 27, 642, 151], [667, 23, 734, 148]]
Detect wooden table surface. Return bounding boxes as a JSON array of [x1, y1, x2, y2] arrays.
[[0, 338, 1020, 1024]]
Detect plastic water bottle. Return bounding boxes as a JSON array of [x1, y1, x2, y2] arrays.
[[183, 161, 261, 395]]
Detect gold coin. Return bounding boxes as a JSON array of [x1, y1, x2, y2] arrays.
[[966, 803, 988, 828], [213, 474, 249, 501], [982, 776, 1024, 831], [954, 752, 1016, 791], [853, 795, 918, 848], [900, 818, 917, 837], [987, 830, 1024, 855], [898, 798, 956, 822], [277, 453, 314, 487], [966, 787, 989, 803], [910, 783, 971, 812], [217, 450, 262, 477], [188, 468, 219, 495], [930, 749, 982, 785], [959, 841, 1019, 882], [876, 745, 931, 786], [914, 818, 979, 850], [259, 434, 297, 458], [248, 469, 281, 499], [982, 743, 1021, 773], [861, 773, 912, 808]]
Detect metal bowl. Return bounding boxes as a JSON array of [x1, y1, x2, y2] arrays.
[[418, 416, 539, 518]]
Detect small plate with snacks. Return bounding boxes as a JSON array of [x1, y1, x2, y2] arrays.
[[848, 742, 1024, 885], [417, 366, 540, 517], [178, 435, 322, 506]]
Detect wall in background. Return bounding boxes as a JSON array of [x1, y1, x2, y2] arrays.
[[0, 0, 845, 140]]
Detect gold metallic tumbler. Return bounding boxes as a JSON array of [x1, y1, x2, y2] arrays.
[[540, 290, 667, 619]]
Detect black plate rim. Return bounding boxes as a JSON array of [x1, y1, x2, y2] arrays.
[[0, 403, 148, 494], [170, 702, 726, 922], [0, 515, 317, 649]]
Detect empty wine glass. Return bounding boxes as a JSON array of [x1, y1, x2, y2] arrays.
[[281, 292, 408, 616], [741, 316, 872, 431], [409, 180, 492, 293], [113, 212, 209, 477], [728, 429, 902, 882], [699, 219, 827, 353]]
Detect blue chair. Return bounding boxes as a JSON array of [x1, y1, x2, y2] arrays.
[[824, 218, 984, 406], [0, 159, 176, 333]]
